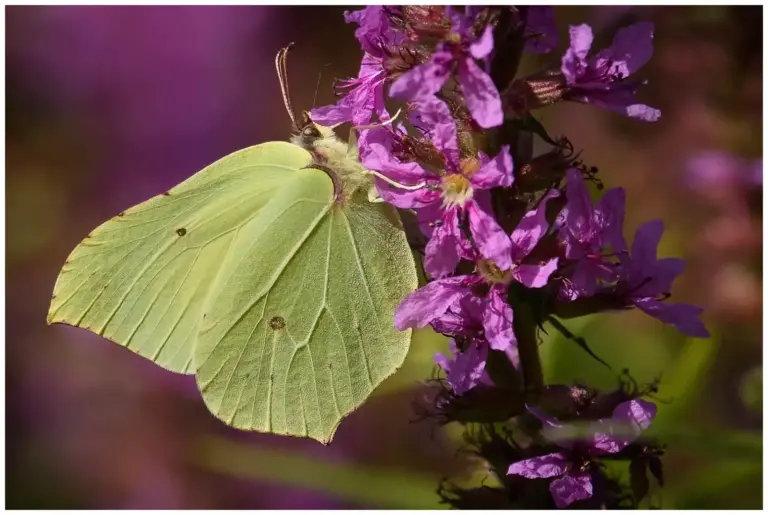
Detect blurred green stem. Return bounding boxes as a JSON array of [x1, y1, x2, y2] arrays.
[[190, 435, 443, 509]]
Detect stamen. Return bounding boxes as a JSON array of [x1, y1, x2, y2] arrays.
[[441, 174, 473, 208], [353, 108, 403, 131], [363, 169, 427, 191], [477, 259, 514, 285]]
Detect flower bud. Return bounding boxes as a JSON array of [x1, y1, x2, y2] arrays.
[[503, 69, 567, 118]]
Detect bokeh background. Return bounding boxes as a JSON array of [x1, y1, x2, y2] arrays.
[[6, 5, 762, 509]]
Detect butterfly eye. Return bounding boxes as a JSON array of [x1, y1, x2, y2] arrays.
[[302, 126, 321, 139]]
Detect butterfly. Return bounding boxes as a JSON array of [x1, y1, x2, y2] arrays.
[[47, 43, 418, 444]]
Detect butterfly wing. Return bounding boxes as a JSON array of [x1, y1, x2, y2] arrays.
[[195, 172, 417, 443], [47, 141, 313, 374]]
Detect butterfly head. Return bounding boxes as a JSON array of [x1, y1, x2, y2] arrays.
[[291, 110, 337, 150]]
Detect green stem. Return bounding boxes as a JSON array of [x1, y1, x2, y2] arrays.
[[511, 298, 544, 404]]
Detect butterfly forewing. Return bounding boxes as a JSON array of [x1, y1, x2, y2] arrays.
[[47, 142, 314, 373]]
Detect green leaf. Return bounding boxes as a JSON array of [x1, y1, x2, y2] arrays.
[[541, 314, 674, 389], [546, 316, 613, 371], [508, 113, 561, 147]]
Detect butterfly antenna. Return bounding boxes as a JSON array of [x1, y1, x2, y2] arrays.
[[276, 43, 299, 131]]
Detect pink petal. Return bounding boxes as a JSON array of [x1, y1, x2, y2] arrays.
[[374, 177, 439, 209], [634, 298, 710, 338], [467, 198, 514, 271], [563, 167, 595, 253], [470, 145, 514, 189], [424, 208, 463, 278], [359, 128, 429, 182], [510, 189, 560, 261], [394, 277, 470, 330], [310, 102, 355, 126], [389, 51, 452, 100], [591, 399, 657, 454], [482, 286, 516, 351], [470, 25, 495, 59], [601, 21, 654, 76], [613, 399, 657, 431], [630, 219, 664, 267], [411, 95, 459, 158], [549, 472, 593, 508], [625, 103, 661, 122], [448, 341, 488, 395], [507, 453, 569, 479], [562, 24, 593, 83], [457, 57, 503, 129], [635, 257, 685, 296], [595, 186, 627, 253], [434, 351, 452, 373], [415, 201, 445, 239], [568, 24, 594, 61], [513, 258, 559, 288]]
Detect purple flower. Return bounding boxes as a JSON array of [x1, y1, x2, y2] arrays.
[[556, 168, 627, 300], [360, 96, 514, 278], [389, 8, 502, 128], [343, 6, 403, 55], [434, 340, 493, 395], [561, 22, 660, 122], [523, 7, 559, 54], [311, 52, 389, 127], [395, 190, 562, 365], [615, 220, 709, 337], [508, 399, 657, 508], [431, 288, 500, 394], [311, 7, 403, 126], [394, 276, 516, 355]]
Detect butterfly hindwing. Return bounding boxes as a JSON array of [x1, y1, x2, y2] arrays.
[[195, 168, 417, 443]]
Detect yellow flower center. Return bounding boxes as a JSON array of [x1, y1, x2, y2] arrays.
[[441, 174, 474, 208], [477, 259, 514, 285]]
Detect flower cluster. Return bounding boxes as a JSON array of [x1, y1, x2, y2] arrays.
[[508, 399, 657, 508], [315, 6, 708, 509]]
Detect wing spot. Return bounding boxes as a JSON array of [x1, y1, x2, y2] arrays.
[[117, 211, 125, 217], [269, 316, 286, 330], [163, 191, 171, 196], [176, 228, 187, 236]]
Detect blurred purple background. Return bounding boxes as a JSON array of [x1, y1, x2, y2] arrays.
[[6, 6, 762, 509]]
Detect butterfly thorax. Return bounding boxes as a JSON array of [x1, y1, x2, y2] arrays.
[[291, 122, 373, 204]]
